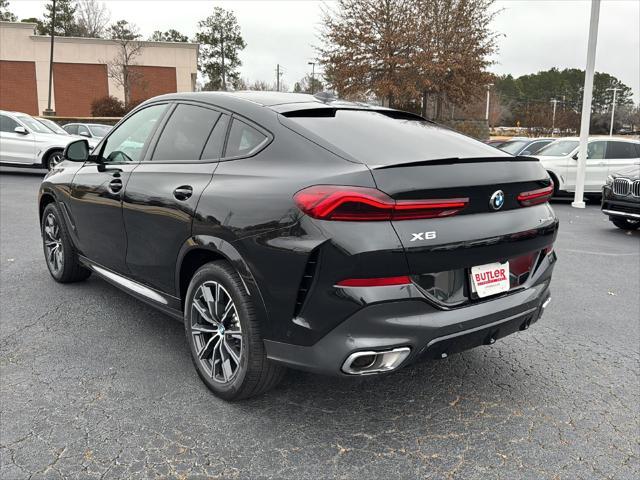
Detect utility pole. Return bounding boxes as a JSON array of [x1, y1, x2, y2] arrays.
[[572, 0, 601, 209], [220, 29, 226, 91], [550, 99, 559, 135], [44, 0, 56, 115], [276, 64, 283, 92], [485, 83, 493, 123], [606, 87, 619, 136], [308, 61, 316, 94]]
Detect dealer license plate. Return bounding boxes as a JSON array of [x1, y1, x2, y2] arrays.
[[470, 262, 510, 298]]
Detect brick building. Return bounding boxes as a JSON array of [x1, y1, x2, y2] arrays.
[[0, 21, 198, 116]]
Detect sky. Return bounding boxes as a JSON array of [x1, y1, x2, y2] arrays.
[[8, 0, 640, 102]]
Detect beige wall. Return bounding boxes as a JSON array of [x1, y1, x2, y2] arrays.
[[0, 21, 198, 114]]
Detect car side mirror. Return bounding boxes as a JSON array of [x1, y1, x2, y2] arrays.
[[79, 131, 91, 137], [572, 153, 578, 160], [14, 126, 28, 135], [63, 139, 90, 162]]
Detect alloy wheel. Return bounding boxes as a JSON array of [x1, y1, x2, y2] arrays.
[[190, 281, 243, 384], [48, 152, 63, 169], [44, 213, 64, 274]]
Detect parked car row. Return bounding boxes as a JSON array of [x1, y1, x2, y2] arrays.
[[0, 109, 111, 170]]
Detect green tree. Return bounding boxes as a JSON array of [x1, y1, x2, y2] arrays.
[[0, 0, 17, 22], [150, 29, 189, 42], [196, 7, 246, 91], [39, 0, 83, 36]]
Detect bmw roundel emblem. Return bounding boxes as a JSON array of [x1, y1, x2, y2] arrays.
[[489, 190, 505, 211]]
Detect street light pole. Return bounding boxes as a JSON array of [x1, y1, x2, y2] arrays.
[[550, 99, 559, 135], [607, 87, 619, 136], [572, 0, 601, 209], [44, 0, 57, 116], [308, 62, 316, 94], [485, 83, 493, 123]]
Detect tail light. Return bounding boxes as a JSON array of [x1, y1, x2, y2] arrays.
[[336, 276, 412, 287], [518, 183, 554, 207], [294, 185, 468, 221]]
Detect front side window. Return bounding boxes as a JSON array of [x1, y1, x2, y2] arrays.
[[0, 115, 19, 133], [499, 140, 529, 155], [88, 125, 111, 138], [64, 124, 78, 135], [605, 141, 639, 159], [526, 140, 553, 155], [99, 104, 167, 163], [587, 141, 606, 160], [152, 104, 221, 161], [77, 125, 91, 137], [225, 119, 268, 158]]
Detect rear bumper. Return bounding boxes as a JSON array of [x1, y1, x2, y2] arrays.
[[265, 252, 555, 376]]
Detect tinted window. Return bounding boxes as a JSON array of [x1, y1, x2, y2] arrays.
[[153, 104, 221, 161], [0, 115, 19, 133], [100, 104, 166, 163], [201, 114, 230, 160], [587, 141, 606, 160], [285, 109, 507, 165], [606, 141, 639, 159], [64, 124, 78, 135], [225, 119, 267, 158]]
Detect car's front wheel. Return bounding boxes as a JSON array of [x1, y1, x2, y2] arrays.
[[184, 261, 285, 400], [41, 203, 92, 282], [610, 217, 640, 230], [45, 150, 63, 170]]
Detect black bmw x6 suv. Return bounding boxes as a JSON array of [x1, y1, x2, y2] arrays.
[[39, 92, 558, 400]]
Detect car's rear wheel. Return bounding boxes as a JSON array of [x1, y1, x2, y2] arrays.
[[184, 261, 285, 400], [45, 150, 63, 170], [41, 203, 92, 282], [610, 217, 640, 230]]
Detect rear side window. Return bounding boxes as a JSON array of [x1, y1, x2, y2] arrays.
[[201, 114, 230, 160], [225, 119, 268, 158], [606, 141, 639, 159], [0, 115, 19, 133], [153, 104, 221, 161], [284, 109, 508, 165], [526, 140, 552, 155]]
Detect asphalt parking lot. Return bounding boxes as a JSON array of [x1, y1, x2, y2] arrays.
[[1, 167, 638, 480]]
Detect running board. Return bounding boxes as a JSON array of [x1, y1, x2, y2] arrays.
[[81, 257, 183, 320]]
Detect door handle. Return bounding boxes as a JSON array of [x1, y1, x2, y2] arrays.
[[173, 185, 193, 200], [108, 178, 123, 194]]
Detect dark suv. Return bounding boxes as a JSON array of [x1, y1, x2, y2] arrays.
[[39, 92, 558, 400], [602, 165, 640, 230]]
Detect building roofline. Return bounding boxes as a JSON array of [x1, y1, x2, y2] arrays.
[[28, 34, 199, 49]]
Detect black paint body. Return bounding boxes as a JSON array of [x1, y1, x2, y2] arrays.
[[39, 92, 558, 375]]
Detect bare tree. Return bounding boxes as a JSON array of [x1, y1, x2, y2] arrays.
[[76, 0, 111, 38], [106, 20, 143, 106]]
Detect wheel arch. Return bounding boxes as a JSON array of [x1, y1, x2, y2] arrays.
[[175, 236, 272, 335], [40, 146, 64, 168]]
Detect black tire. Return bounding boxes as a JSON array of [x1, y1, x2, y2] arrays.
[[184, 261, 285, 401], [41, 203, 92, 283], [611, 217, 640, 230], [45, 149, 63, 170], [547, 171, 560, 197]]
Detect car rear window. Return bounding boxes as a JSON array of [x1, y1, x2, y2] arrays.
[[283, 109, 508, 165]]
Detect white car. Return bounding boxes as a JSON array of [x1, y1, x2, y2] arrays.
[[535, 137, 640, 195], [35, 117, 100, 150], [0, 110, 77, 170]]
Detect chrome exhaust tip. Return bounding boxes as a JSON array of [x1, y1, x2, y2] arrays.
[[342, 347, 411, 375]]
